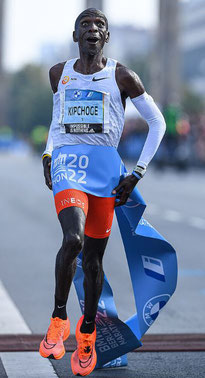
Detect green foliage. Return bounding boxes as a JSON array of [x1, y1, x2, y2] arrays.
[[31, 125, 48, 145], [181, 87, 205, 116], [126, 56, 150, 90], [0, 125, 13, 136], [31, 125, 49, 153], [8, 65, 52, 136], [0, 125, 13, 142]]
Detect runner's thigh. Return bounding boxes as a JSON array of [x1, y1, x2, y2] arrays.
[[55, 189, 88, 237], [85, 195, 115, 239]]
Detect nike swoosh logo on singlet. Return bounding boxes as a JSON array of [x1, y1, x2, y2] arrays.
[[92, 77, 110, 81]]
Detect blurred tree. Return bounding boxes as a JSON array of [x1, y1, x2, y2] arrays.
[[181, 87, 204, 116], [126, 56, 150, 90], [0, 125, 13, 136], [31, 125, 49, 153], [8, 64, 52, 136]]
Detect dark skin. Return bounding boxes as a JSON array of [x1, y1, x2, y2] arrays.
[[44, 14, 145, 206], [44, 13, 146, 329]]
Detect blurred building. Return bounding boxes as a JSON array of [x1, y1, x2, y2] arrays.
[[151, 0, 180, 108], [0, 0, 6, 126], [107, 25, 153, 63], [67, 24, 153, 65], [0, 0, 4, 74], [39, 42, 68, 67], [86, 0, 103, 9], [180, 0, 205, 95]]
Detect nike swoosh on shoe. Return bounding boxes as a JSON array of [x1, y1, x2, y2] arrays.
[[79, 350, 93, 368], [43, 340, 56, 349]]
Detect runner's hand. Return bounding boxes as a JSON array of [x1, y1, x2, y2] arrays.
[[112, 174, 139, 207], [43, 156, 52, 190]]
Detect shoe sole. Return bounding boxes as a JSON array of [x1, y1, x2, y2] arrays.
[[39, 326, 70, 360], [39, 348, 65, 360], [71, 350, 97, 376]]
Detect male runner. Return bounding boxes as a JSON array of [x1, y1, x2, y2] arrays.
[[39, 8, 166, 376]]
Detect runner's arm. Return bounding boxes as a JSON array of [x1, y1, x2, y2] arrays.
[[42, 62, 66, 189], [42, 62, 66, 159], [49, 62, 66, 94], [113, 65, 166, 206]]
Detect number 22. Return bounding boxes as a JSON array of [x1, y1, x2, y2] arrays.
[[67, 154, 89, 184]]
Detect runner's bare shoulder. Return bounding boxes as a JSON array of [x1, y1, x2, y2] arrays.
[[49, 62, 66, 93], [115, 62, 144, 99]]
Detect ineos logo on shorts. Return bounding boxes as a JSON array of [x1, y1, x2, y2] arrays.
[[61, 197, 85, 209]]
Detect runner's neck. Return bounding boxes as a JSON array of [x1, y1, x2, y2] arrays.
[[73, 52, 107, 75]]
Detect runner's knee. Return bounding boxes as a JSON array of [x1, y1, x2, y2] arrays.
[[62, 233, 83, 257]]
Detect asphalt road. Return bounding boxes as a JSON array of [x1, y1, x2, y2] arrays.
[[51, 351, 205, 378], [0, 351, 204, 378], [0, 153, 205, 336]]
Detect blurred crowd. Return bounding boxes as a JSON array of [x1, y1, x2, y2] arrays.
[[1, 109, 205, 171], [1, 111, 205, 170], [190, 114, 205, 165], [118, 112, 205, 169]]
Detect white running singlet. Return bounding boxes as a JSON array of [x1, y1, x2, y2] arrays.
[[49, 58, 125, 151]]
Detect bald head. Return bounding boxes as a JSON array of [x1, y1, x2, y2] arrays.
[[74, 8, 108, 32]]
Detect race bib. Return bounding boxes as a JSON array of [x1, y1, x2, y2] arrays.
[[59, 89, 110, 134]]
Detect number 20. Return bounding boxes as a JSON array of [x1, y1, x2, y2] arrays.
[[67, 154, 89, 184]]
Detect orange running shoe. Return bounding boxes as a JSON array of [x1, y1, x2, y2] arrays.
[[39, 317, 70, 360], [71, 316, 97, 376]]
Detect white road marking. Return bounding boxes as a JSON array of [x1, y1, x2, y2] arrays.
[[0, 352, 57, 377], [164, 210, 183, 222], [189, 217, 205, 230], [0, 280, 31, 334]]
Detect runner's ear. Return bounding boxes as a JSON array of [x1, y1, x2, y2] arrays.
[[73, 31, 78, 43], [105, 31, 110, 43]]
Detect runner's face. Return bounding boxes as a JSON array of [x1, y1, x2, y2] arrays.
[[75, 15, 109, 55]]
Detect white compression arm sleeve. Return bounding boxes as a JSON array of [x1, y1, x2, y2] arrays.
[[43, 124, 53, 157], [131, 92, 166, 168]]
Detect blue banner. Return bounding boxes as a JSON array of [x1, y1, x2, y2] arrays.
[[73, 185, 178, 368]]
